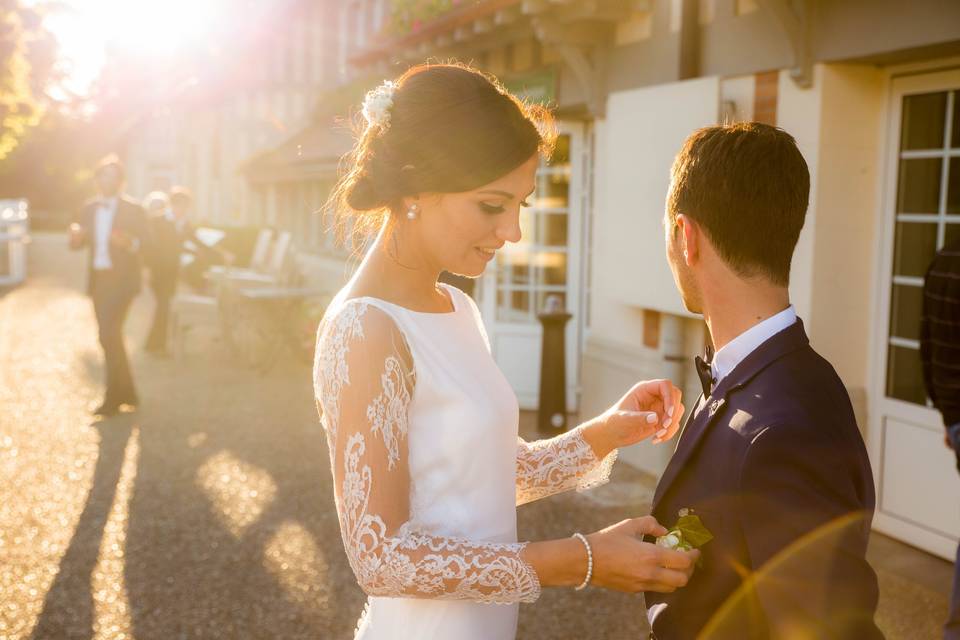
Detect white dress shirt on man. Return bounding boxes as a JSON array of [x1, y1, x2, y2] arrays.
[[711, 305, 798, 385], [92, 197, 118, 270]]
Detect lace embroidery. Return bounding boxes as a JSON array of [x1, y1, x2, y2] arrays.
[[314, 300, 541, 605], [366, 355, 412, 470], [516, 426, 618, 506], [314, 300, 368, 443]]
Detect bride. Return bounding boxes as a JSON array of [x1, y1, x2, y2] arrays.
[[314, 63, 698, 640]]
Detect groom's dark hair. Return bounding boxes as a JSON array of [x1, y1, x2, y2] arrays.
[[667, 122, 809, 286]]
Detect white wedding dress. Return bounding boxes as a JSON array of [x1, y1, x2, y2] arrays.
[[313, 283, 618, 639]]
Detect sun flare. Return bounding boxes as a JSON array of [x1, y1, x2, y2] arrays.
[[44, 0, 229, 95]]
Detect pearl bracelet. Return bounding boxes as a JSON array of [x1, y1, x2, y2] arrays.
[[572, 532, 593, 591]]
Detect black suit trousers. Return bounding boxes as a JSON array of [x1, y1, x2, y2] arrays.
[[146, 277, 176, 351], [91, 270, 138, 405]]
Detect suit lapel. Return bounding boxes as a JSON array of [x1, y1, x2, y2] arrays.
[[653, 395, 726, 509], [652, 320, 812, 511]]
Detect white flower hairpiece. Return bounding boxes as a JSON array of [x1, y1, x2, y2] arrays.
[[362, 80, 397, 131]]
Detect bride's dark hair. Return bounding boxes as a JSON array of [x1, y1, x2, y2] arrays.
[[327, 62, 555, 248]]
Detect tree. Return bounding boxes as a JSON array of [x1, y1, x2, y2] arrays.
[[0, 0, 55, 160]]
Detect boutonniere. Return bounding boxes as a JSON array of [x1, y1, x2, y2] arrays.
[[656, 508, 714, 557]]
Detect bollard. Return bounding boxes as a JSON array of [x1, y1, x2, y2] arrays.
[[537, 295, 572, 435]]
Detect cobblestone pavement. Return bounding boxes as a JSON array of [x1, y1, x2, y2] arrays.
[[0, 234, 951, 639]]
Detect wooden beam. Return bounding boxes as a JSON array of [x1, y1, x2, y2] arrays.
[[533, 16, 612, 46]]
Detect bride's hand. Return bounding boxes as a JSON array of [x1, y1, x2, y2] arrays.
[[588, 516, 698, 593], [583, 379, 685, 457]]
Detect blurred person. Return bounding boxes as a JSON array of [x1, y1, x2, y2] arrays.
[[144, 186, 220, 355], [920, 238, 960, 640], [69, 155, 149, 416], [313, 63, 696, 640], [649, 123, 881, 638]]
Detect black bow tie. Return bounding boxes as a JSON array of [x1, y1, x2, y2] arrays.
[[695, 345, 715, 397]]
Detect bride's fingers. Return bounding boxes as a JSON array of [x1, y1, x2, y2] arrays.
[[657, 379, 675, 418], [652, 387, 684, 444], [643, 567, 692, 592], [613, 411, 659, 443]]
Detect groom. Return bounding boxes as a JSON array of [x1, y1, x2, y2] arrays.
[[646, 123, 881, 638]]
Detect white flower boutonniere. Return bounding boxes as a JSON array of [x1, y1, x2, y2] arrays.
[[362, 80, 398, 131], [656, 508, 714, 563]]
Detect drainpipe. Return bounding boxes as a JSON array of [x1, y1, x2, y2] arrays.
[[678, 0, 701, 81]]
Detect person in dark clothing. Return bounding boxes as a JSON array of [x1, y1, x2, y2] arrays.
[[144, 186, 220, 355], [649, 123, 881, 638], [920, 238, 960, 640], [69, 155, 150, 416]]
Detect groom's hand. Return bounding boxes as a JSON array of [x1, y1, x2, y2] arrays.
[[587, 516, 698, 594]]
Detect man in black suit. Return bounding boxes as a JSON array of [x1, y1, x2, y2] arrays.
[[144, 186, 217, 355], [646, 123, 881, 638], [69, 155, 150, 416]]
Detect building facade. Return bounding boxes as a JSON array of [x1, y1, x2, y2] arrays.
[[123, 0, 338, 227], [162, 0, 960, 561]]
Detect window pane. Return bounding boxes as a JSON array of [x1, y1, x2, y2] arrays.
[[510, 263, 530, 285], [541, 214, 568, 246], [497, 289, 531, 322], [551, 134, 570, 164], [946, 222, 960, 248], [948, 157, 960, 214], [889, 284, 923, 341], [892, 222, 938, 277], [496, 254, 531, 286], [537, 252, 567, 286], [885, 345, 927, 405], [543, 174, 570, 206], [897, 158, 942, 214], [953, 91, 960, 149], [900, 92, 947, 151]]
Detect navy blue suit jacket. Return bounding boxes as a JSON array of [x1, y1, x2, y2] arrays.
[[647, 320, 882, 639]]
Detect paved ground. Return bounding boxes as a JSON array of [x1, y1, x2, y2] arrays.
[[0, 233, 953, 639]]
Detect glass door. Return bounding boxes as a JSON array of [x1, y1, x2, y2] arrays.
[[872, 68, 960, 560], [478, 122, 586, 411]]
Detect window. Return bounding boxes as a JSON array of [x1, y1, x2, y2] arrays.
[[886, 89, 960, 404], [496, 135, 572, 322]]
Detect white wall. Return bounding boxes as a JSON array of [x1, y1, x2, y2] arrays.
[[583, 78, 724, 476], [599, 76, 721, 317], [778, 63, 885, 430]]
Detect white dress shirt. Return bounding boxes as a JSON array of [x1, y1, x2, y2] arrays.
[[711, 305, 798, 386], [92, 197, 118, 270]]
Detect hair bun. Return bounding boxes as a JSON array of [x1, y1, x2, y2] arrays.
[[345, 173, 385, 211]]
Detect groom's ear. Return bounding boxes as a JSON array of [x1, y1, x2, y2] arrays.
[[677, 214, 699, 266]]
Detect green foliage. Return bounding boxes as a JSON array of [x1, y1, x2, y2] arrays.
[[656, 509, 715, 567], [0, 1, 53, 161]]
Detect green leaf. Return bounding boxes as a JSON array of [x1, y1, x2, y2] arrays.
[[674, 513, 714, 549]]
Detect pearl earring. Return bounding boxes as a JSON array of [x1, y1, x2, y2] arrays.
[[406, 203, 420, 220]]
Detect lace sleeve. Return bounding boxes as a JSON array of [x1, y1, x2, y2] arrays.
[[515, 426, 618, 506], [314, 301, 541, 603]]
